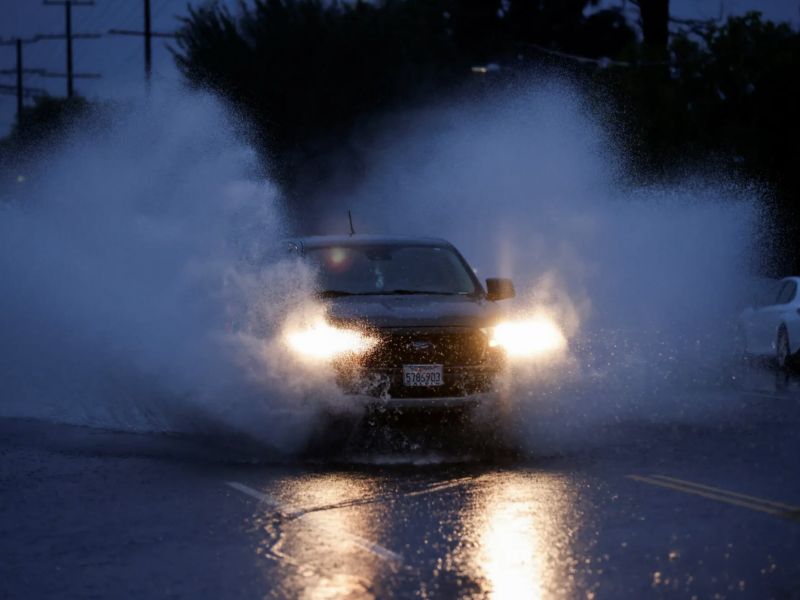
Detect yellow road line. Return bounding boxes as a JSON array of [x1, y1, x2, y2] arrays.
[[626, 475, 800, 521], [740, 391, 789, 401], [651, 475, 800, 512]]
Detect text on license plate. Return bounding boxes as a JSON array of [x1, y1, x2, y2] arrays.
[[403, 365, 443, 386]]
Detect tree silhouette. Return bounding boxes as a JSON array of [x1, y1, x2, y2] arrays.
[[173, 0, 638, 195], [3, 0, 799, 272]]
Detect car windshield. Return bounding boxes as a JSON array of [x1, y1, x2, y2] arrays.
[[305, 244, 478, 296]]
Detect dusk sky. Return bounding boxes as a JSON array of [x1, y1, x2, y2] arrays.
[[1, 0, 798, 136]]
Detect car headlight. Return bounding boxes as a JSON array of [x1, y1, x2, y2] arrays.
[[287, 321, 376, 359], [480, 326, 502, 348], [481, 318, 565, 357]]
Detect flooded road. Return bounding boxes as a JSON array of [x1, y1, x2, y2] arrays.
[[3, 376, 800, 600]]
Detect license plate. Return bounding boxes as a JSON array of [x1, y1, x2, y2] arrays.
[[403, 365, 443, 386]]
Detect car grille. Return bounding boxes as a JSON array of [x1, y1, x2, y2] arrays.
[[361, 327, 487, 368]]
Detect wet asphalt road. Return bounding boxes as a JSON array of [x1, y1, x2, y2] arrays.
[[4, 376, 800, 599]]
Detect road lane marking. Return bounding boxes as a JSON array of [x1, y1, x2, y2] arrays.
[[402, 477, 473, 498], [627, 475, 800, 521], [740, 391, 791, 401], [651, 475, 800, 511], [291, 477, 475, 517], [225, 481, 403, 563]]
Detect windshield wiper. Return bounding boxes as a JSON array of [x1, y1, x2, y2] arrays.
[[383, 290, 455, 295], [316, 290, 357, 298], [318, 289, 456, 297]]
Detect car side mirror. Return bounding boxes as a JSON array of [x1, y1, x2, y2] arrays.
[[486, 278, 515, 302]]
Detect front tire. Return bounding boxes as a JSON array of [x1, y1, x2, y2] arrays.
[[303, 409, 357, 458], [777, 327, 792, 371], [775, 327, 792, 391]]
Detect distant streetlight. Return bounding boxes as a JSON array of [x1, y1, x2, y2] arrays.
[[471, 63, 501, 73]]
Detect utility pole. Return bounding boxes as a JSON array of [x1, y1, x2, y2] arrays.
[[144, 0, 151, 92], [109, 0, 177, 95], [0, 34, 98, 125], [0, 37, 42, 122], [43, 0, 94, 97], [66, 1, 72, 96], [16, 39, 22, 117]]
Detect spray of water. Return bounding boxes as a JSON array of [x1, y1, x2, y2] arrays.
[[0, 92, 351, 453], [0, 80, 764, 459], [316, 81, 763, 454]]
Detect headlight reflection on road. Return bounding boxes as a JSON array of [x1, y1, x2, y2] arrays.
[[272, 474, 389, 600], [287, 320, 377, 359], [460, 473, 578, 600]]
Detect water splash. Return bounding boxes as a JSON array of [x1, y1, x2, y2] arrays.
[[0, 81, 766, 459], [318, 81, 764, 455], [0, 92, 346, 453]]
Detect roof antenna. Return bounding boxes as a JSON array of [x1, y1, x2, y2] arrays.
[[348, 210, 356, 236]]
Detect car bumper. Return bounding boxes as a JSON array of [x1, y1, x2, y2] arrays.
[[348, 391, 497, 410], [336, 364, 502, 409]]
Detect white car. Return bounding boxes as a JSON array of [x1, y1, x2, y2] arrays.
[[738, 277, 800, 370]]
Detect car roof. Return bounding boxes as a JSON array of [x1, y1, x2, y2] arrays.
[[291, 234, 453, 249]]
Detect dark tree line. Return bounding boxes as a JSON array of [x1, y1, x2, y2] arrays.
[[608, 11, 800, 273], [0, 96, 91, 189], [2, 1, 799, 270], [172, 0, 639, 192], [171, 0, 800, 271], [176, 0, 800, 269]]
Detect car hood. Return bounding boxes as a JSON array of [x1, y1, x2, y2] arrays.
[[324, 295, 506, 329]]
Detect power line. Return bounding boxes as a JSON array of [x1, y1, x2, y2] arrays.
[[22, 30, 68, 75], [0, 39, 40, 122], [28, 33, 103, 42], [113, 0, 149, 35], [0, 69, 99, 79], [145, 0, 151, 90], [0, 83, 49, 99], [0, 38, 39, 46], [108, 0, 178, 94], [517, 42, 641, 67], [0, 69, 47, 75], [73, 0, 118, 32], [23, 33, 104, 81], [31, 0, 101, 69], [0, 33, 101, 123], [71, 0, 119, 66], [38, 72, 101, 79], [518, 42, 677, 67], [15, 40, 22, 119], [102, 1, 156, 85], [108, 30, 176, 37], [151, 0, 173, 23], [43, 0, 100, 97]]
